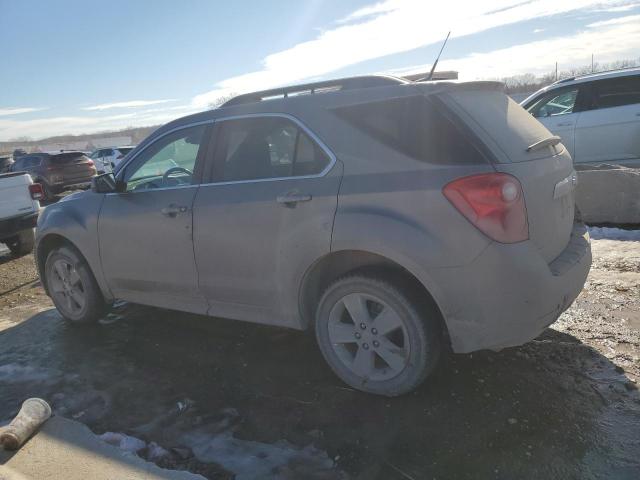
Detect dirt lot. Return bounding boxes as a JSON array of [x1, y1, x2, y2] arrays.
[[1, 230, 639, 479]]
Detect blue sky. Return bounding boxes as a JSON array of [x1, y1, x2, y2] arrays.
[[1, 0, 639, 141]]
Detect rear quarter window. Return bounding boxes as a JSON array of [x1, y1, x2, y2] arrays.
[[332, 95, 488, 165]]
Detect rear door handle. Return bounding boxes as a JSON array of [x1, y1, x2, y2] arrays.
[[276, 192, 312, 206], [161, 204, 188, 217], [556, 122, 573, 127]]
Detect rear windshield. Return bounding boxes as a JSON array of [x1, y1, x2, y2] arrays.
[[49, 152, 89, 164], [447, 90, 556, 163], [332, 95, 488, 165]]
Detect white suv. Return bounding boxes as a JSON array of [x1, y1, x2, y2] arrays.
[[521, 68, 640, 167], [89, 146, 135, 173]]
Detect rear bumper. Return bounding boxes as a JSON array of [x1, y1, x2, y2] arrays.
[[430, 222, 591, 353], [0, 211, 39, 240]]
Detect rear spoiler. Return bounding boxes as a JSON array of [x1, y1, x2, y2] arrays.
[[414, 80, 505, 95]]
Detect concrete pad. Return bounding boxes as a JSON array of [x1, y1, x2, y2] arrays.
[[576, 165, 640, 224], [0, 416, 204, 480]]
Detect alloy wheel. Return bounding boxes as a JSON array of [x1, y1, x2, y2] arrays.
[[49, 259, 86, 315], [327, 292, 409, 381]]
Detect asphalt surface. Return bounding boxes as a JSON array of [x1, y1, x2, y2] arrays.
[[0, 233, 639, 479]]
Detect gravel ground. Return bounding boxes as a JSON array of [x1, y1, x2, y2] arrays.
[[0, 230, 638, 479]]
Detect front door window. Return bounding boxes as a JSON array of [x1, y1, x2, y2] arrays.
[[123, 125, 206, 191]]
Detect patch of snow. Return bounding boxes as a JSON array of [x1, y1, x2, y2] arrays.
[[588, 227, 640, 242], [178, 409, 341, 480], [147, 441, 170, 460], [0, 363, 50, 383], [99, 431, 147, 454]]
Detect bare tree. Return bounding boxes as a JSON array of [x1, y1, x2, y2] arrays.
[[208, 92, 237, 109]]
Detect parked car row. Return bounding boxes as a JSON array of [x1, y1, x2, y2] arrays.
[[9, 151, 97, 201], [2, 145, 135, 201]]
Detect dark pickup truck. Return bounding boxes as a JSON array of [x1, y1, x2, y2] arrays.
[[11, 151, 96, 201]]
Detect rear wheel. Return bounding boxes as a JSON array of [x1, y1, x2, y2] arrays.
[[315, 275, 441, 396], [6, 229, 35, 256], [45, 246, 105, 324]]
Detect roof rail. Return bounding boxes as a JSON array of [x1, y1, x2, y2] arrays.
[[222, 75, 409, 107], [551, 65, 640, 85]]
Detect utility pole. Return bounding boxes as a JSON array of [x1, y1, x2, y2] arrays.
[[591, 54, 594, 73], [555, 62, 558, 81]]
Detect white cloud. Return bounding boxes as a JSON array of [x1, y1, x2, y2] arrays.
[[0, 107, 46, 116], [82, 99, 177, 111], [0, 104, 205, 141], [587, 12, 640, 27], [533, 28, 545, 33], [192, 0, 636, 106], [390, 14, 640, 79]]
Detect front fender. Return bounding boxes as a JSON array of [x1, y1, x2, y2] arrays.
[[36, 192, 112, 301]]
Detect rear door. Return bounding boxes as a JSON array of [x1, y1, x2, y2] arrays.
[[574, 75, 640, 167], [192, 114, 340, 327], [98, 123, 212, 314], [524, 85, 585, 159]]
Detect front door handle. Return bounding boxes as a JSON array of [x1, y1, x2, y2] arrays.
[[556, 122, 573, 127], [276, 192, 312, 207], [161, 204, 188, 217]]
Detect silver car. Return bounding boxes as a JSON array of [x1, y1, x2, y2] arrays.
[[521, 67, 640, 167], [35, 75, 591, 396]]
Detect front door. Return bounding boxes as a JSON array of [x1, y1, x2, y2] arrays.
[[192, 115, 341, 327], [98, 123, 212, 314], [528, 85, 582, 160]]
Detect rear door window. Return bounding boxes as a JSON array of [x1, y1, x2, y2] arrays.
[[588, 75, 640, 110], [332, 95, 487, 165], [213, 116, 331, 182]]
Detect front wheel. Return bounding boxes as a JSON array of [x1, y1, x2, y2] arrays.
[[45, 246, 105, 324], [315, 275, 441, 396]]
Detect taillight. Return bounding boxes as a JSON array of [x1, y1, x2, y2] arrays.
[[442, 173, 528, 243], [29, 183, 44, 201]]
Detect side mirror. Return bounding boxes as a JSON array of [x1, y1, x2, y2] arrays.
[[92, 173, 126, 193]]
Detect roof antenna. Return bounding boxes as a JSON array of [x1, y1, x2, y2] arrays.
[[422, 31, 451, 81]]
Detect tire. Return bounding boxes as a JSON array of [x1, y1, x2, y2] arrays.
[[6, 229, 35, 256], [315, 275, 441, 396], [45, 245, 105, 324]]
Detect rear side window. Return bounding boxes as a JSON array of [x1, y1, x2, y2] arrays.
[[117, 147, 133, 156], [589, 75, 640, 110], [50, 152, 88, 164], [332, 95, 487, 165], [214, 116, 331, 182]]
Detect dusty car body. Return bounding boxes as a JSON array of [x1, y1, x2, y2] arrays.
[[35, 75, 591, 395]]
